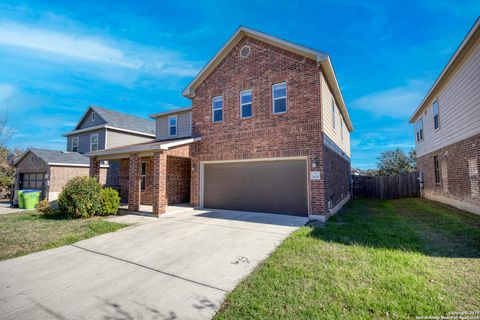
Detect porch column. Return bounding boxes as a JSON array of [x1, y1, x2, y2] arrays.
[[89, 157, 100, 181], [190, 158, 200, 207], [128, 154, 141, 212], [152, 151, 167, 216]]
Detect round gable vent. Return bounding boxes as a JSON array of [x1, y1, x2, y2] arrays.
[[240, 46, 251, 58]]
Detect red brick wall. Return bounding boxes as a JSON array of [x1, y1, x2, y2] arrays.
[[417, 133, 480, 211], [49, 166, 90, 192], [120, 154, 191, 206], [323, 146, 351, 213], [167, 156, 191, 204], [190, 35, 326, 214]]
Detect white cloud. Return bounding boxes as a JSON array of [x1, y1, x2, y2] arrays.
[[0, 22, 199, 77], [350, 79, 432, 118], [0, 84, 16, 102]]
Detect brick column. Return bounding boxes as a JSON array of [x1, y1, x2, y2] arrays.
[[89, 157, 100, 181], [190, 158, 200, 207], [308, 150, 325, 216], [128, 154, 141, 212], [152, 152, 167, 216]]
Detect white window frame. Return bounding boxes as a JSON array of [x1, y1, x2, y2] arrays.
[[168, 115, 177, 137], [416, 117, 424, 142], [212, 96, 223, 123], [332, 98, 336, 130], [433, 100, 440, 130], [91, 112, 96, 121], [71, 137, 79, 152], [340, 118, 344, 141], [272, 82, 287, 114], [90, 133, 99, 151], [240, 89, 253, 119]]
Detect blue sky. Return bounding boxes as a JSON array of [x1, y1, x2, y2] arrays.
[[0, 1, 478, 169]]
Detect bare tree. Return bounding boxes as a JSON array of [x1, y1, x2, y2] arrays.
[[0, 111, 16, 147]]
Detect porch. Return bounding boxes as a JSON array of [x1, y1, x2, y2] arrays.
[[87, 138, 201, 216]]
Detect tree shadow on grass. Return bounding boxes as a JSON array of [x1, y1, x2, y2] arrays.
[[308, 198, 480, 258]]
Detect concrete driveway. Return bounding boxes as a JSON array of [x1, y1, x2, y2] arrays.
[[0, 208, 308, 320]]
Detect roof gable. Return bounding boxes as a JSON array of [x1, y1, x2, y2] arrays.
[[69, 106, 156, 136], [76, 108, 107, 130], [14, 148, 90, 166], [182, 26, 353, 131]]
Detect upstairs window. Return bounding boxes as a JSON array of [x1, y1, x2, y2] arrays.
[[212, 96, 223, 122], [341, 118, 344, 141], [272, 82, 287, 114], [416, 118, 423, 142], [434, 155, 441, 184], [433, 100, 440, 130], [90, 133, 99, 151], [92, 112, 96, 121], [169, 115, 177, 136], [72, 137, 79, 152], [332, 98, 336, 130], [240, 89, 252, 118], [141, 162, 146, 191]]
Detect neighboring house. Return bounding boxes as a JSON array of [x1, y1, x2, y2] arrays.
[[14, 106, 156, 201], [63, 106, 156, 154], [13, 148, 108, 201], [409, 18, 480, 215], [88, 26, 353, 221]]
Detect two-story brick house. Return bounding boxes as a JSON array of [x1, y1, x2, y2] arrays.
[[14, 106, 156, 201], [410, 18, 480, 215], [88, 26, 353, 221]]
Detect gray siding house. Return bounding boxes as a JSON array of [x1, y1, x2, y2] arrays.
[[64, 106, 156, 153], [14, 106, 157, 202]]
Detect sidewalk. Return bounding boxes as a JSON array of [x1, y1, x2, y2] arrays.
[[0, 201, 25, 215]]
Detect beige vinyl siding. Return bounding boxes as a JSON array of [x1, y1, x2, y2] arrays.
[[106, 129, 154, 149], [320, 71, 351, 157], [415, 40, 480, 157], [156, 111, 192, 141]]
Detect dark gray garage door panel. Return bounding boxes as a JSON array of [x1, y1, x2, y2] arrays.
[[203, 160, 308, 216]]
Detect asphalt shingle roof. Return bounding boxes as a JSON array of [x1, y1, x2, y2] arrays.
[[91, 106, 155, 135], [29, 148, 89, 165]]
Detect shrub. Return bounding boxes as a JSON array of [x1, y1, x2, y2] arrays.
[[98, 187, 120, 216], [37, 199, 53, 215], [58, 176, 102, 218]]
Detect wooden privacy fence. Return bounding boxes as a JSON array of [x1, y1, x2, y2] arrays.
[[353, 172, 420, 199]]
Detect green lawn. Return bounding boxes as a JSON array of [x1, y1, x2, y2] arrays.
[[215, 198, 480, 320], [0, 211, 127, 260]]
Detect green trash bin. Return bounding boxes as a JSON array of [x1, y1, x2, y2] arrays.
[[16, 190, 25, 209], [23, 191, 41, 210]]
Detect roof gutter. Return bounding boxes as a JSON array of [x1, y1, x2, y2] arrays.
[[63, 125, 155, 137], [86, 137, 202, 157]]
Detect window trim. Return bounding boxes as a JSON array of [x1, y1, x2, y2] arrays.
[[90, 133, 99, 152], [416, 117, 424, 142], [433, 100, 440, 130], [240, 89, 253, 119], [92, 112, 96, 122], [332, 98, 336, 131], [71, 137, 79, 152], [340, 118, 344, 141], [140, 162, 146, 191], [434, 155, 441, 184], [212, 96, 223, 123], [272, 82, 287, 115], [168, 115, 177, 137]]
